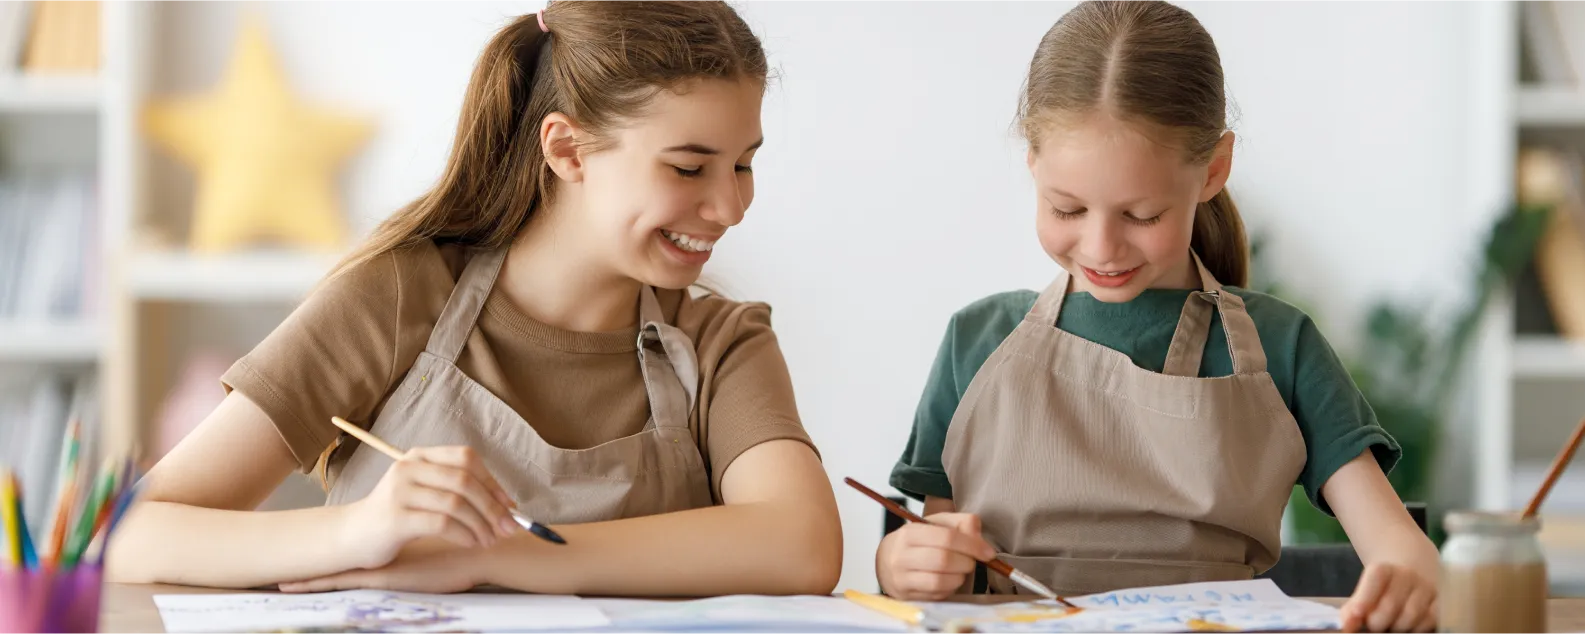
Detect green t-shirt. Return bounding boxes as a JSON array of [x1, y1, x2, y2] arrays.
[[890, 288, 1401, 516]]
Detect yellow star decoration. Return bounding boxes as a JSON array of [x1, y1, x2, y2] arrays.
[[142, 16, 373, 253]]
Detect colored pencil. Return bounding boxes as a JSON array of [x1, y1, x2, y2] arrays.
[[1, 469, 19, 567], [844, 589, 938, 629], [45, 420, 81, 564], [329, 416, 566, 545], [1523, 413, 1585, 519], [61, 460, 115, 567], [14, 477, 37, 569], [844, 477, 1074, 607]]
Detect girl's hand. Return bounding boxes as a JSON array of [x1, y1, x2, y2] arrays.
[[876, 512, 997, 600], [281, 538, 482, 594], [338, 445, 520, 570], [1340, 562, 1438, 633]]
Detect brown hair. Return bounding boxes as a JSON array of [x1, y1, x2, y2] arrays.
[[1018, 1, 1247, 286], [328, 1, 768, 280]]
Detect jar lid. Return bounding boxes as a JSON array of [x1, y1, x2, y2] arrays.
[[1445, 510, 1541, 535]]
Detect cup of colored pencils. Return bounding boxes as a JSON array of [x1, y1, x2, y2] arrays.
[[0, 422, 141, 633]]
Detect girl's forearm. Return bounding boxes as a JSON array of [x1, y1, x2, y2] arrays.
[[481, 500, 842, 596], [105, 501, 366, 589]]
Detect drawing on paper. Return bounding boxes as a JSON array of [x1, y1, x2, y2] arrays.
[[341, 593, 462, 631]]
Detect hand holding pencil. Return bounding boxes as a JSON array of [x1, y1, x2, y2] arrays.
[[328, 417, 563, 571]]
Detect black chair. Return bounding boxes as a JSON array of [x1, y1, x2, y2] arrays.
[[880, 497, 1428, 598]]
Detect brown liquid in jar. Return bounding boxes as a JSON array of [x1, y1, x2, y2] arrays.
[[1439, 561, 1547, 632]]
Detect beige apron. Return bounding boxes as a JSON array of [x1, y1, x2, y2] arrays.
[[324, 247, 714, 523], [941, 253, 1306, 596]]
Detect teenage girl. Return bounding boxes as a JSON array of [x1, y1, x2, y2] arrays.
[[109, 1, 842, 598], [880, 3, 1438, 632]]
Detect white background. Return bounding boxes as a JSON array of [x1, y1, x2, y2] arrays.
[[151, 1, 1502, 591]]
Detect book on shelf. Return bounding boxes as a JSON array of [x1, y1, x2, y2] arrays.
[[1516, 147, 1585, 341], [1522, 1, 1579, 86], [20, 1, 98, 74], [0, 1, 32, 75], [0, 168, 99, 322]]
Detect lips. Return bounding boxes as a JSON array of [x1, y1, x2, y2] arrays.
[[1081, 265, 1139, 288]]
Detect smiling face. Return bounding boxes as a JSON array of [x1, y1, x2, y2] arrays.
[[564, 78, 764, 290], [1028, 111, 1232, 302]]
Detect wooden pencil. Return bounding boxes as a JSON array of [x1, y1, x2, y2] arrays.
[[328, 417, 565, 545]]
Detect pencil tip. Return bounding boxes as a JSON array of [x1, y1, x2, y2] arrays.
[[530, 523, 567, 545]]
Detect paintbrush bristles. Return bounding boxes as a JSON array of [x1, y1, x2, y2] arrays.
[[1523, 414, 1585, 519]]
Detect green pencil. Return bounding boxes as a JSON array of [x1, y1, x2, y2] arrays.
[[61, 460, 114, 567]]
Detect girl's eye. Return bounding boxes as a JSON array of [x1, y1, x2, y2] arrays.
[[1126, 212, 1164, 226], [1052, 207, 1085, 218], [674, 166, 703, 177], [735, 164, 752, 173]]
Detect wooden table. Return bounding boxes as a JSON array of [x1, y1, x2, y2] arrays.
[[99, 583, 1585, 632]]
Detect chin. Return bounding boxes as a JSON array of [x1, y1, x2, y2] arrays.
[[1084, 285, 1147, 303]]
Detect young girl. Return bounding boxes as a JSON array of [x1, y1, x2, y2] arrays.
[[880, 2, 1439, 632], [108, 1, 842, 597]]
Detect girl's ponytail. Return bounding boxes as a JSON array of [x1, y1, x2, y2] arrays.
[[1191, 188, 1249, 287]]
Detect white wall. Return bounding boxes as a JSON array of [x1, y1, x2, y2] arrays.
[[153, 1, 1503, 591]]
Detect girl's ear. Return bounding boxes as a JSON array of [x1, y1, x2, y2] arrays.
[[1026, 146, 1038, 173], [1199, 131, 1235, 203], [542, 112, 585, 183]]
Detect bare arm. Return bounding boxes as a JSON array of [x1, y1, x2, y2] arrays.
[[105, 392, 364, 588], [107, 392, 515, 589], [485, 439, 842, 596], [1326, 450, 1440, 632]]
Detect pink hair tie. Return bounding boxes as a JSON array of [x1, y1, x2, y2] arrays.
[[537, 12, 548, 33]]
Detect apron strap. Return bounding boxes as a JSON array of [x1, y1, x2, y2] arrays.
[[1026, 267, 1074, 326], [637, 287, 700, 431], [1161, 251, 1267, 376], [424, 247, 509, 362]]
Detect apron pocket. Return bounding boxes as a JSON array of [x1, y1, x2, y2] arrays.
[[988, 553, 1253, 597]]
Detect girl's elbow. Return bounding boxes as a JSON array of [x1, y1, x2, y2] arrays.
[[782, 513, 843, 594]]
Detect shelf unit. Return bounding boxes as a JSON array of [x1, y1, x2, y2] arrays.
[[1478, 0, 1585, 594], [0, 52, 103, 375]]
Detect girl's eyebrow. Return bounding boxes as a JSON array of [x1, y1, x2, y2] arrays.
[[1046, 186, 1148, 208], [662, 138, 765, 156]]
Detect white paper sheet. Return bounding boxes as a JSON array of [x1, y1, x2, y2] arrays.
[[588, 595, 911, 632], [154, 590, 611, 633], [918, 579, 1342, 633]]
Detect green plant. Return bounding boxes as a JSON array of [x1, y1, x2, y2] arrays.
[[1252, 204, 1554, 544]]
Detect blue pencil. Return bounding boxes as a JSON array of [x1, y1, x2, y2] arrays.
[[15, 483, 37, 569]]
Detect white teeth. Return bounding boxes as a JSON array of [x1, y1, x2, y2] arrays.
[[663, 230, 716, 253]]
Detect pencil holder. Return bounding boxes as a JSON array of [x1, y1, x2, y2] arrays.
[[0, 565, 103, 633]]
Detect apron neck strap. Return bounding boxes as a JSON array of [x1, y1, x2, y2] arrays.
[[1161, 251, 1267, 376], [425, 247, 509, 362], [636, 286, 699, 431], [1027, 266, 1074, 326]]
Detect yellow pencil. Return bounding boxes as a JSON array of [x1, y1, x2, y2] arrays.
[[1, 468, 20, 568], [844, 589, 936, 629]]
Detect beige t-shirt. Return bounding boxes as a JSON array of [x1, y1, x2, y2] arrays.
[[221, 240, 815, 499]]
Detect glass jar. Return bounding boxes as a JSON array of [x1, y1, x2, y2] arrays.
[[1438, 511, 1548, 633]]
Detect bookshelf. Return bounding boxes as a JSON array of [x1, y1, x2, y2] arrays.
[[1484, 0, 1585, 595]]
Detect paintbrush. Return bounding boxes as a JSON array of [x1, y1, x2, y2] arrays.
[[329, 417, 565, 545], [845, 477, 1075, 607], [1522, 413, 1585, 519]]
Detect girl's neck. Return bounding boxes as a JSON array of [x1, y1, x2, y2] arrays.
[[496, 204, 643, 334]]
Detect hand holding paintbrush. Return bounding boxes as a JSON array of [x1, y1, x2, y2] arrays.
[[846, 477, 1074, 607], [329, 417, 565, 551]]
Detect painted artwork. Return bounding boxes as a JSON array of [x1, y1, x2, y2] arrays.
[[918, 579, 1343, 633]]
